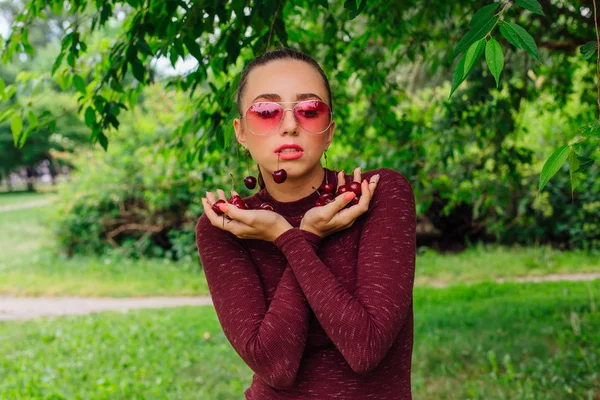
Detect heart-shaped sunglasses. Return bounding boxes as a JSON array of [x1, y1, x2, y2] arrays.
[[240, 100, 334, 136]]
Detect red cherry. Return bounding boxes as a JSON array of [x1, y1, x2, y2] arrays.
[[319, 192, 334, 203], [232, 199, 247, 209], [348, 182, 362, 196], [273, 169, 287, 183], [336, 184, 350, 195], [212, 199, 227, 215], [351, 197, 360, 206], [244, 176, 257, 189], [315, 199, 323, 207], [228, 194, 241, 203], [319, 182, 335, 193], [259, 202, 274, 211]]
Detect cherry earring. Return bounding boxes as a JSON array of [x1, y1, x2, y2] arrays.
[[243, 148, 257, 190]]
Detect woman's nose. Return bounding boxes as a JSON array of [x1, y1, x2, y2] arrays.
[[280, 108, 298, 135]]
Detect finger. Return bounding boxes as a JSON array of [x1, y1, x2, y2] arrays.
[[353, 166, 361, 183], [337, 169, 345, 188], [206, 191, 217, 204], [217, 201, 251, 225], [203, 197, 249, 232], [360, 174, 380, 205], [216, 189, 227, 201], [202, 197, 229, 226], [324, 189, 356, 218]]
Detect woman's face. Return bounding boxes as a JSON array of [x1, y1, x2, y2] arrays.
[[233, 59, 335, 179]]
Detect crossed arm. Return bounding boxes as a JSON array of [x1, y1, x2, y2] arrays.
[[196, 168, 416, 385]]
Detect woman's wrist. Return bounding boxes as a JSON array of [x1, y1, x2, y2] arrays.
[[298, 223, 322, 239], [271, 219, 293, 242]]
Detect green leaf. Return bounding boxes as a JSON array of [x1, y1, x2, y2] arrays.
[[454, 5, 498, 57], [27, 110, 37, 128], [85, 106, 96, 128], [568, 150, 581, 199], [499, 21, 540, 62], [97, 131, 108, 151], [515, 0, 544, 16], [182, 36, 202, 61], [51, 52, 65, 75], [580, 120, 600, 138], [0, 77, 5, 95], [485, 38, 504, 87], [580, 41, 598, 60], [11, 114, 23, 146], [538, 144, 570, 194], [0, 105, 16, 123], [450, 38, 486, 98], [73, 74, 86, 94], [469, 3, 500, 28], [18, 125, 32, 148], [136, 38, 153, 55], [131, 59, 145, 83], [577, 156, 595, 170]]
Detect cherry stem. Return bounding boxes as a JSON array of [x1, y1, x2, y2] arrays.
[[229, 173, 235, 192]]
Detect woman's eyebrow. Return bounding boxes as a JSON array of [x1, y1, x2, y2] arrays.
[[252, 93, 323, 102]]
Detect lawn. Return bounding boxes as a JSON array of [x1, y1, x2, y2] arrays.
[[0, 198, 209, 297], [1, 194, 599, 297], [0, 280, 597, 399]]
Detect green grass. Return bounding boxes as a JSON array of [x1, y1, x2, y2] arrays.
[[0, 280, 597, 399], [415, 243, 600, 286], [0, 191, 57, 207], [0, 201, 209, 298], [1, 200, 600, 296]]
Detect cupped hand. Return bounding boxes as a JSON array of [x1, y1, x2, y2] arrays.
[[300, 167, 380, 239], [202, 189, 292, 242]]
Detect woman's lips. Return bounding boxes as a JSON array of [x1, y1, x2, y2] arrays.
[[277, 150, 304, 160]]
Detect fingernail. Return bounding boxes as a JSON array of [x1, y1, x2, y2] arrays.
[[205, 191, 209, 197], [219, 203, 229, 212], [344, 192, 355, 201], [374, 174, 380, 183]]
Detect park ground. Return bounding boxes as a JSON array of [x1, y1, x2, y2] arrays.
[[0, 191, 598, 399]]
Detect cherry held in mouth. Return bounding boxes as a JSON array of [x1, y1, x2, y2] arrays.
[[273, 152, 287, 184], [273, 169, 287, 183]]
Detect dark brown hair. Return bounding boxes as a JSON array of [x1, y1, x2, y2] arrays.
[[235, 47, 333, 116], [235, 47, 333, 190]]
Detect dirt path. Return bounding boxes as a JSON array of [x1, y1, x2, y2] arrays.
[[423, 272, 600, 288], [0, 296, 213, 321], [2, 272, 599, 322]]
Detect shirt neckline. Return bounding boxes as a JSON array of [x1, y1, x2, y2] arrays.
[[256, 167, 339, 218]]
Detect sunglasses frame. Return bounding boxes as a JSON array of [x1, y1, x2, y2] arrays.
[[240, 100, 334, 136]]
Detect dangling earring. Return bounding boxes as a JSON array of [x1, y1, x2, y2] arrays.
[[243, 147, 257, 190]]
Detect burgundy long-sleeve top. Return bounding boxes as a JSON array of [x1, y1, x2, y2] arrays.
[[195, 167, 416, 399]]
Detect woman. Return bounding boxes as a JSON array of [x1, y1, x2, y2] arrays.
[[196, 47, 416, 399]]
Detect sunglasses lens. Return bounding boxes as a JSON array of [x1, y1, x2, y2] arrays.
[[246, 102, 283, 135], [244, 101, 332, 135], [294, 100, 331, 133]]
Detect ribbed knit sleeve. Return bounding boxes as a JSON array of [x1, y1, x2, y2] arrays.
[[272, 168, 416, 374], [195, 215, 322, 389]]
